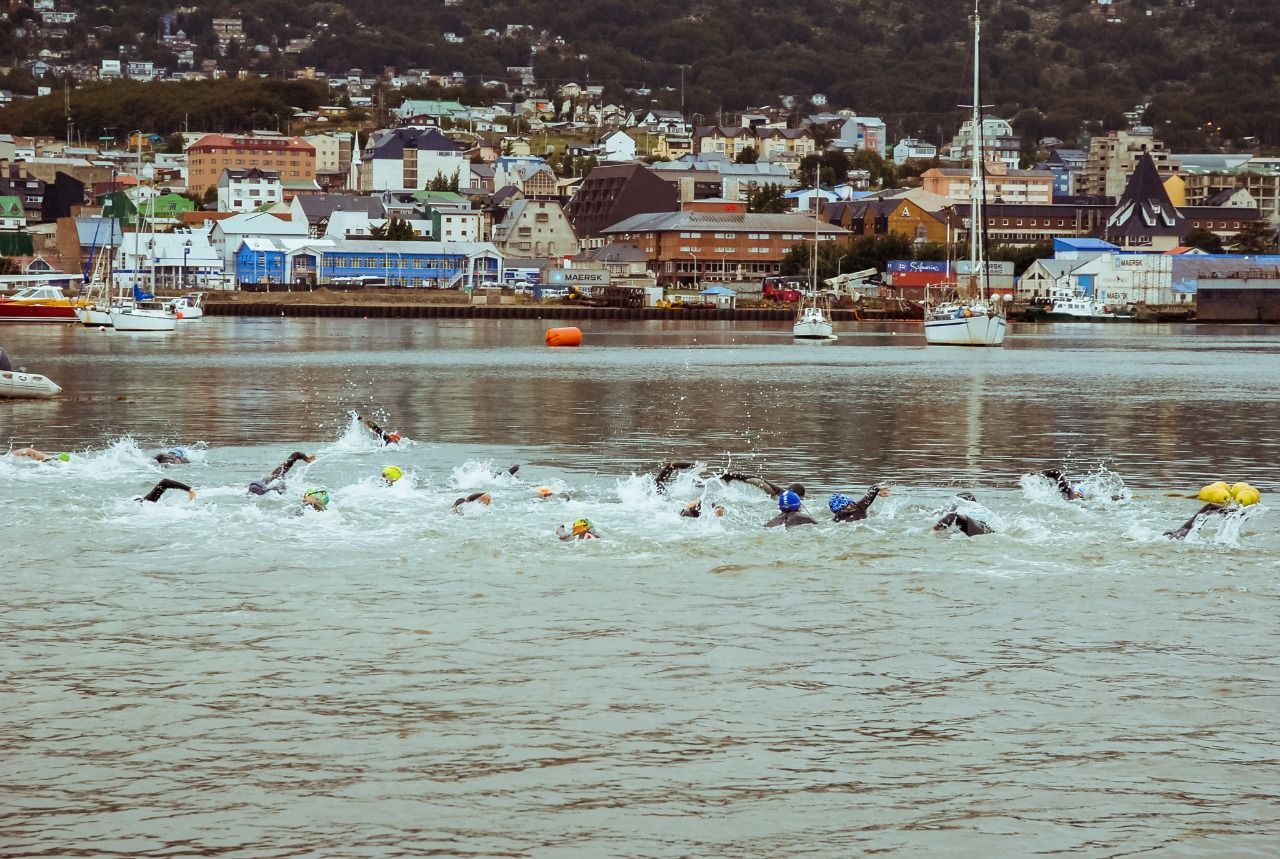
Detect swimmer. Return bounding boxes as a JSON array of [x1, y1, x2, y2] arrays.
[[10, 448, 70, 462], [301, 487, 330, 511], [830, 483, 890, 522], [136, 478, 197, 503], [653, 461, 695, 495], [932, 492, 994, 536], [358, 414, 402, 445], [680, 500, 726, 519], [248, 451, 316, 495], [535, 486, 571, 501], [720, 472, 805, 499], [1038, 468, 1084, 500], [381, 465, 404, 485], [494, 463, 520, 478], [452, 491, 492, 512], [1163, 502, 1241, 540], [764, 490, 817, 529], [153, 447, 190, 466], [556, 518, 600, 541]]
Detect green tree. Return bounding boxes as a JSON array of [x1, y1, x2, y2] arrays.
[[427, 171, 460, 192], [746, 183, 789, 214], [370, 216, 417, 241], [988, 241, 1055, 276], [1228, 221, 1278, 254], [780, 233, 914, 279], [735, 145, 759, 164], [1182, 227, 1224, 254]]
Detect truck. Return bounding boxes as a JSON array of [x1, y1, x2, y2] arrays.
[[762, 276, 804, 302]]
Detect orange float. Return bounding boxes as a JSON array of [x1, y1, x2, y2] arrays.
[[545, 326, 582, 347]]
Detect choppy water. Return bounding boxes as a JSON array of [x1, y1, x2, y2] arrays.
[[3, 319, 1279, 857]]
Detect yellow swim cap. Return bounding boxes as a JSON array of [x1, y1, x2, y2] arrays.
[[1235, 486, 1262, 507], [381, 465, 403, 483], [1198, 482, 1232, 504], [572, 518, 592, 535]]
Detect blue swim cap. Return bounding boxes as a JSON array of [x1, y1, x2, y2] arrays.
[[779, 490, 802, 513], [829, 493, 854, 513], [1071, 483, 1086, 499], [168, 447, 187, 458]]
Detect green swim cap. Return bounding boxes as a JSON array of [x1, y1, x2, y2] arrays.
[[304, 487, 330, 508], [57, 453, 71, 462]]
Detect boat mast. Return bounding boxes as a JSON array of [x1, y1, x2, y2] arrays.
[[969, 0, 986, 300]]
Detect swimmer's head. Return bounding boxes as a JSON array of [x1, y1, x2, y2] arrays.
[[381, 465, 403, 484], [535, 486, 554, 498], [248, 481, 269, 496], [57, 452, 71, 462], [1070, 483, 1086, 499], [303, 487, 330, 509], [168, 447, 187, 459], [387, 432, 402, 443], [828, 493, 854, 513], [477, 492, 492, 506], [571, 517, 592, 536], [712, 504, 726, 518], [786, 482, 806, 498], [955, 491, 978, 503], [779, 490, 802, 513]]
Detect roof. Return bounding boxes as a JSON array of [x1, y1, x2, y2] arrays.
[[189, 133, 314, 153], [1106, 152, 1184, 236], [213, 211, 306, 235], [367, 127, 463, 159], [321, 238, 499, 256], [585, 242, 648, 264], [222, 167, 280, 182], [602, 211, 848, 236], [1025, 259, 1077, 279], [73, 216, 123, 247], [294, 194, 386, 223]]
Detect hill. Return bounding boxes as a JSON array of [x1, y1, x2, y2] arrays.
[[2, 0, 1279, 148]]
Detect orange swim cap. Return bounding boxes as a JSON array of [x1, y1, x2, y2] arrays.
[[536, 486, 554, 497]]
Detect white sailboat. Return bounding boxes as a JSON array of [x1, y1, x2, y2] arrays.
[[108, 185, 178, 332], [793, 183, 837, 341], [924, 0, 1006, 348]]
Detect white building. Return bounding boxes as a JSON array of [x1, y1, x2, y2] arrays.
[[360, 126, 466, 191], [599, 130, 637, 162], [946, 116, 1020, 169], [891, 138, 938, 164], [210, 210, 308, 266], [217, 167, 283, 213], [1068, 252, 1177, 306]]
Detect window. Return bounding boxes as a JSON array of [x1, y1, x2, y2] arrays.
[[679, 231, 702, 238]]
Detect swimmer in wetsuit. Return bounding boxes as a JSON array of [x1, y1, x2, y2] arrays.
[[136, 478, 197, 503], [1039, 468, 1084, 500], [764, 490, 817, 529], [653, 461, 696, 495], [1163, 503, 1239, 540], [535, 486, 571, 501], [680, 500, 725, 519], [153, 447, 190, 466], [830, 484, 890, 522], [248, 451, 317, 495], [932, 492, 993, 536], [301, 487, 330, 511], [720, 472, 805, 499], [10, 447, 70, 462], [452, 492, 492, 512], [556, 518, 599, 541], [359, 414, 402, 445]]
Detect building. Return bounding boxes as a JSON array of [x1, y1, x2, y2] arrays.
[[187, 133, 316, 194], [303, 131, 355, 176], [1079, 129, 1173, 199], [693, 126, 816, 165], [599, 210, 847, 285], [218, 167, 283, 213], [1181, 164, 1280, 225], [209, 210, 308, 266], [491, 199, 577, 258], [0, 196, 25, 230], [599, 130, 637, 162], [565, 163, 680, 246], [421, 204, 482, 243], [0, 162, 48, 222], [921, 164, 1054, 205], [891, 138, 938, 164], [823, 189, 955, 244], [945, 116, 1021, 169], [1101, 152, 1185, 251], [290, 194, 387, 235], [234, 237, 501, 288], [360, 127, 466, 192]]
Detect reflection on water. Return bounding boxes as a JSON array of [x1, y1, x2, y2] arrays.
[[3, 319, 1279, 856]]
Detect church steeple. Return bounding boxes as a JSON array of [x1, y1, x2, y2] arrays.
[[1105, 151, 1184, 248]]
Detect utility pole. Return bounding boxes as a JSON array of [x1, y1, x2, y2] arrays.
[[677, 64, 690, 117]]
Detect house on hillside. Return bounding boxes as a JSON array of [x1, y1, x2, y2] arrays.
[[361, 127, 467, 191]]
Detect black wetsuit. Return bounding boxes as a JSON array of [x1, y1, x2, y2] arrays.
[[932, 511, 994, 536], [138, 478, 192, 503], [153, 452, 190, 465], [360, 415, 399, 444], [267, 451, 312, 483], [499, 464, 520, 477], [720, 473, 804, 498], [764, 510, 818, 529], [1164, 503, 1233, 540], [452, 492, 489, 512], [1040, 469, 1079, 500], [833, 485, 887, 522], [654, 461, 694, 495]]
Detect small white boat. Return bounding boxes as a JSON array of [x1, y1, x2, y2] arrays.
[[924, 301, 1007, 346], [167, 293, 205, 321], [110, 300, 178, 332], [793, 293, 837, 340], [0, 350, 61, 398], [1032, 294, 1132, 322]]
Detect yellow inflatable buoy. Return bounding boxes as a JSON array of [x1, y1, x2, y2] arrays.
[[1198, 482, 1232, 504], [1235, 486, 1262, 506]]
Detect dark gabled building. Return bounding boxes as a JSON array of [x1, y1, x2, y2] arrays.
[[40, 171, 84, 224], [1, 162, 49, 222], [565, 163, 679, 246], [1102, 152, 1186, 250], [291, 193, 387, 231]]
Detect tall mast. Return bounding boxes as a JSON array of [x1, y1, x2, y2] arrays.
[[969, 0, 986, 298]]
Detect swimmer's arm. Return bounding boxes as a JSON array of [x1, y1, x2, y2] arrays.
[[269, 451, 316, 482], [141, 478, 196, 503]]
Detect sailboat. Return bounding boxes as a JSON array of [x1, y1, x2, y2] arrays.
[[793, 185, 837, 340], [76, 231, 115, 326], [108, 194, 177, 332], [923, 0, 1006, 348]]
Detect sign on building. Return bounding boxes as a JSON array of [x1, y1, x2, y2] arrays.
[[548, 269, 610, 286]]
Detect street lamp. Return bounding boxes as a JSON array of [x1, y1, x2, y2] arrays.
[[686, 251, 699, 287], [837, 253, 847, 277], [182, 239, 191, 290]]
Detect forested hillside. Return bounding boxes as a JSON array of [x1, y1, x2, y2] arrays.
[[3, 0, 1279, 148]]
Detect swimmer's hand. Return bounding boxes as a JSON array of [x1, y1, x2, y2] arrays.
[[187, 489, 198, 502]]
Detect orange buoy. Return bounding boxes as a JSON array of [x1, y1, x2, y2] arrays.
[[545, 326, 582, 347]]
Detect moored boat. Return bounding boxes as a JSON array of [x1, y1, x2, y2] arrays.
[[167, 293, 205, 321], [1024, 295, 1134, 322], [0, 285, 86, 324], [793, 293, 836, 340], [0, 349, 61, 398]]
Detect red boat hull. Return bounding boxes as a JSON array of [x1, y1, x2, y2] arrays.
[[0, 303, 79, 323]]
